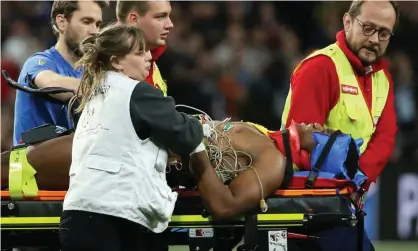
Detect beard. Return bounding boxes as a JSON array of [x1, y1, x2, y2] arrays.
[[346, 37, 382, 66], [65, 28, 83, 59], [358, 45, 381, 66]]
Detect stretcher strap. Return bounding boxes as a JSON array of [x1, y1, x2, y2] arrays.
[[280, 129, 294, 189], [336, 188, 356, 215], [9, 147, 38, 199], [306, 131, 341, 188], [243, 214, 259, 250], [351, 189, 368, 211]]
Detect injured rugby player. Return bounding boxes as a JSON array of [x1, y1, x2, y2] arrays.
[[184, 119, 332, 220], [1, 119, 329, 211]]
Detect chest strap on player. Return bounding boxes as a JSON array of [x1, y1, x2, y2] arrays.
[[281, 129, 294, 189], [305, 131, 342, 188]]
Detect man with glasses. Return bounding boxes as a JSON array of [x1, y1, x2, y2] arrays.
[[281, 1, 399, 250]]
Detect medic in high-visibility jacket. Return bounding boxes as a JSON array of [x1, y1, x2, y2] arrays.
[[282, 1, 399, 186], [281, 1, 400, 251]]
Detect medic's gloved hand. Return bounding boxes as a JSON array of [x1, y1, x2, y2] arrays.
[[191, 114, 214, 140], [188, 114, 215, 155], [352, 169, 368, 189], [202, 124, 211, 138]]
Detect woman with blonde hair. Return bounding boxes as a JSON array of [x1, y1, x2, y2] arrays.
[[59, 23, 206, 251]]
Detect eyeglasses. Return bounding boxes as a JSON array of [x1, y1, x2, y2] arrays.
[[353, 16, 394, 41]]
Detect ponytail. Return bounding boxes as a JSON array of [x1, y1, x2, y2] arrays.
[[72, 35, 106, 113]]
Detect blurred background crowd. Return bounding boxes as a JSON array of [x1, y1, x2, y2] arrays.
[[1, 0, 418, 246]]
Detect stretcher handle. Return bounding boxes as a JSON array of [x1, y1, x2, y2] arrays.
[[353, 180, 371, 211], [1, 70, 75, 95]]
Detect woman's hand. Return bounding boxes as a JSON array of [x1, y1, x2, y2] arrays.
[[168, 149, 182, 163]]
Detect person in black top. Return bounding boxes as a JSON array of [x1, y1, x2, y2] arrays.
[[58, 23, 205, 251]]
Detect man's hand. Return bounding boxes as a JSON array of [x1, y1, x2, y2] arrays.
[[311, 123, 335, 134]]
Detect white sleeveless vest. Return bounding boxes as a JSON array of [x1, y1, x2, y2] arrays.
[[63, 71, 178, 233]]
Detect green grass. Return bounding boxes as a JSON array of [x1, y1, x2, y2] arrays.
[[168, 241, 418, 251], [373, 241, 418, 251]]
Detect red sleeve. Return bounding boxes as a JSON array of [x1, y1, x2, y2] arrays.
[[359, 69, 398, 182], [284, 55, 340, 127]]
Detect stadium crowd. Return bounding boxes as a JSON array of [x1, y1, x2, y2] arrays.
[[2, 0, 418, 167]]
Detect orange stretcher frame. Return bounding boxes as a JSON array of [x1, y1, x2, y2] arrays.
[[1, 186, 359, 251], [0, 187, 352, 201]]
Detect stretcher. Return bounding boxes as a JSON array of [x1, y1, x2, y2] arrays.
[[0, 70, 366, 250], [1, 180, 363, 251]]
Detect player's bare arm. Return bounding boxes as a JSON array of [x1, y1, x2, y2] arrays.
[[190, 122, 286, 220]]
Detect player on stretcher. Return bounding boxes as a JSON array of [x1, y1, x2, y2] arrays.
[[1, 117, 366, 219]]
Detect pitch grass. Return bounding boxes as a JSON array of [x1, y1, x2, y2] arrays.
[[168, 241, 418, 251]]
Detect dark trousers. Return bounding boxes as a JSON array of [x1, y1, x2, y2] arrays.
[[59, 210, 169, 251], [316, 226, 375, 251]]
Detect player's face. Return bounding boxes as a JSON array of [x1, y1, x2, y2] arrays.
[[115, 47, 152, 81], [65, 1, 103, 57], [135, 1, 174, 49], [343, 1, 396, 65], [296, 123, 329, 152]]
